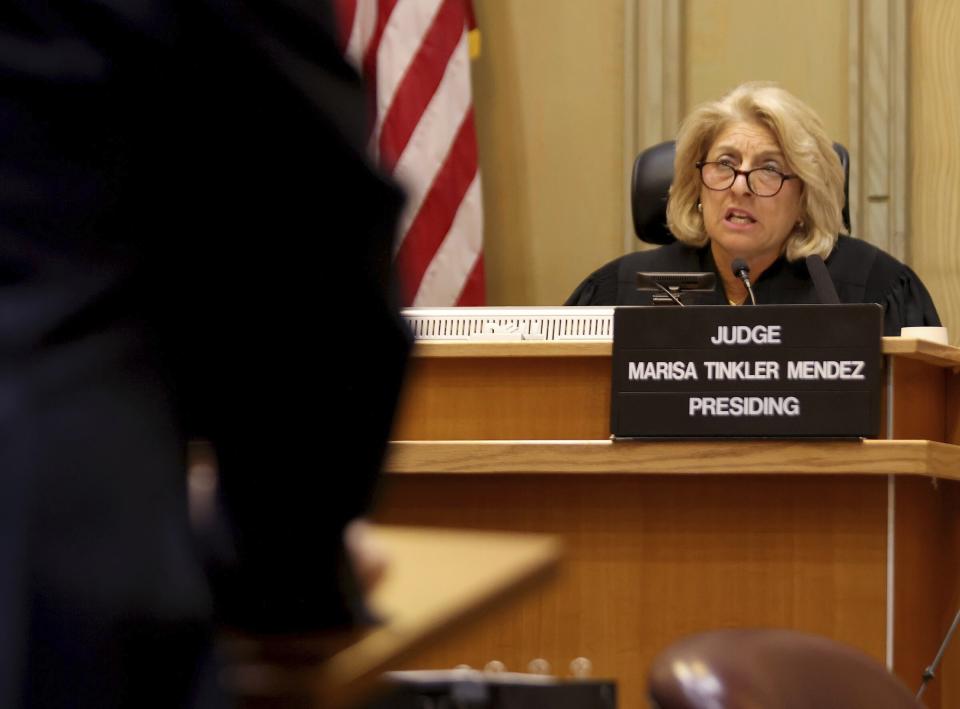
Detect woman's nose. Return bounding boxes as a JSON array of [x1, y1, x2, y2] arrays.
[[731, 171, 752, 195]]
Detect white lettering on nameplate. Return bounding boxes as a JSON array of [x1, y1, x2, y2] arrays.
[[710, 325, 782, 345], [704, 361, 779, 380], [628, 361, 698, 381], [786, 360, 865, 380], [688, 396, 800, 416]]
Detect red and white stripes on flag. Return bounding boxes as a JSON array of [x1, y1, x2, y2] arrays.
[[337, 0, 486, 306]]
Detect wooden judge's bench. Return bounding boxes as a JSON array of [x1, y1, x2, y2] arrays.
[[375, 329, 960, 708]]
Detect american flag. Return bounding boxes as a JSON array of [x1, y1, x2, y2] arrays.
[[337, 0, 486, 306]]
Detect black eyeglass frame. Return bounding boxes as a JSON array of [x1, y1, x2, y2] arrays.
[[695, 160, 798, 197]]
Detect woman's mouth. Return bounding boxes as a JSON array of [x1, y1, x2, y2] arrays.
[[725, 208, 757, 224]]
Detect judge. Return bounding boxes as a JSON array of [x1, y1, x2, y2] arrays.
[[566, 82, 940, 336]]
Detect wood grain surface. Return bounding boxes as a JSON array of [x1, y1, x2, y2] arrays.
[[385, 439, 960, 479], [911, 0, 960, 348], [376, 474, 889, 709], [380, 339, 960, 707]]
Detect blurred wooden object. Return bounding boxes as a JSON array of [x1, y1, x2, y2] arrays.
[[222, 526, 560, 709], [377, 337, 960, 709]]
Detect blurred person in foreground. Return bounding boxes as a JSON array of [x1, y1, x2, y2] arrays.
[[567, 81, 940, 334], [0, 1, 408, 707]]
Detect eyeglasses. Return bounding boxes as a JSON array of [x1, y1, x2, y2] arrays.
[[696, 161, 797, 197]]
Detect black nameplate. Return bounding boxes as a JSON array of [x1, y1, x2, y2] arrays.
[[610, 304, 883, 438]]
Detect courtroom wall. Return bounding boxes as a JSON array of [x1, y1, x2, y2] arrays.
[[911, 1, 960, 346], [684, 0, 849, 147], [473, 0, 849, 306], [471, 0, 626, 306]]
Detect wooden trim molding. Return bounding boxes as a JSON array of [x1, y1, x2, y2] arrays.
[[411, 336, 960, 365], [849, 0, 909, 261], [386, 438, 960, 479], [624, 0, 683, 253]]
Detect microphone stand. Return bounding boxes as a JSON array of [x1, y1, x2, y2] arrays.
[[917, 605, 960, 699], [730, 259, 757, 305]]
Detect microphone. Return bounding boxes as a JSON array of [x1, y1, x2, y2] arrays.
[[731, 258, 757, 305], [805, 254, 840, 304]]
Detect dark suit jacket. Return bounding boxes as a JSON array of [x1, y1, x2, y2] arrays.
[[0, 1, 407, 706]]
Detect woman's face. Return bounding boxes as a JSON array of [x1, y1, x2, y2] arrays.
[[699, 121, 804, 264]]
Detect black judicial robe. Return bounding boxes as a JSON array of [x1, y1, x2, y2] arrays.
[[565, 236, 941, 336]]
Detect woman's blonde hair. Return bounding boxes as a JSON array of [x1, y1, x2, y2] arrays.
[[665, 81, 846, 261]]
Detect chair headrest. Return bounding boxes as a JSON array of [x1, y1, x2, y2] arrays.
[[631, 140, 852, 245]]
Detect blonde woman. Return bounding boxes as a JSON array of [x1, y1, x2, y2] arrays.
[[567, 82, 939, 334]]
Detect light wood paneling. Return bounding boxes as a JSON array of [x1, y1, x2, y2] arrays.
[[386, 439, 960, 480], [911, 1, 960, 345], [377, 474, 888, 709], [683, 0, 849, 145], [893, 477, 960, 707], [890, 356, 947, 443], [946, 371, 960, 446], [411, 337, 960, 365], [471, 0, 626, 306], [882, 337, 960, 367], [850, 0, 909, 259], [392, 355, 611, 440], [942, 481, 960, 709], [392, 339, 960, 442], [381, 341, 960, 708]]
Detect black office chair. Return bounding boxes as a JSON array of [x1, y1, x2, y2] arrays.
[[647, 629, 922, 709], [631, 141, 851, 245]]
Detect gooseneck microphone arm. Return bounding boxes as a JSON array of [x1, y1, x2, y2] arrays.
[[730, 258, 757, 305], [917, 606, 960, 699]]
